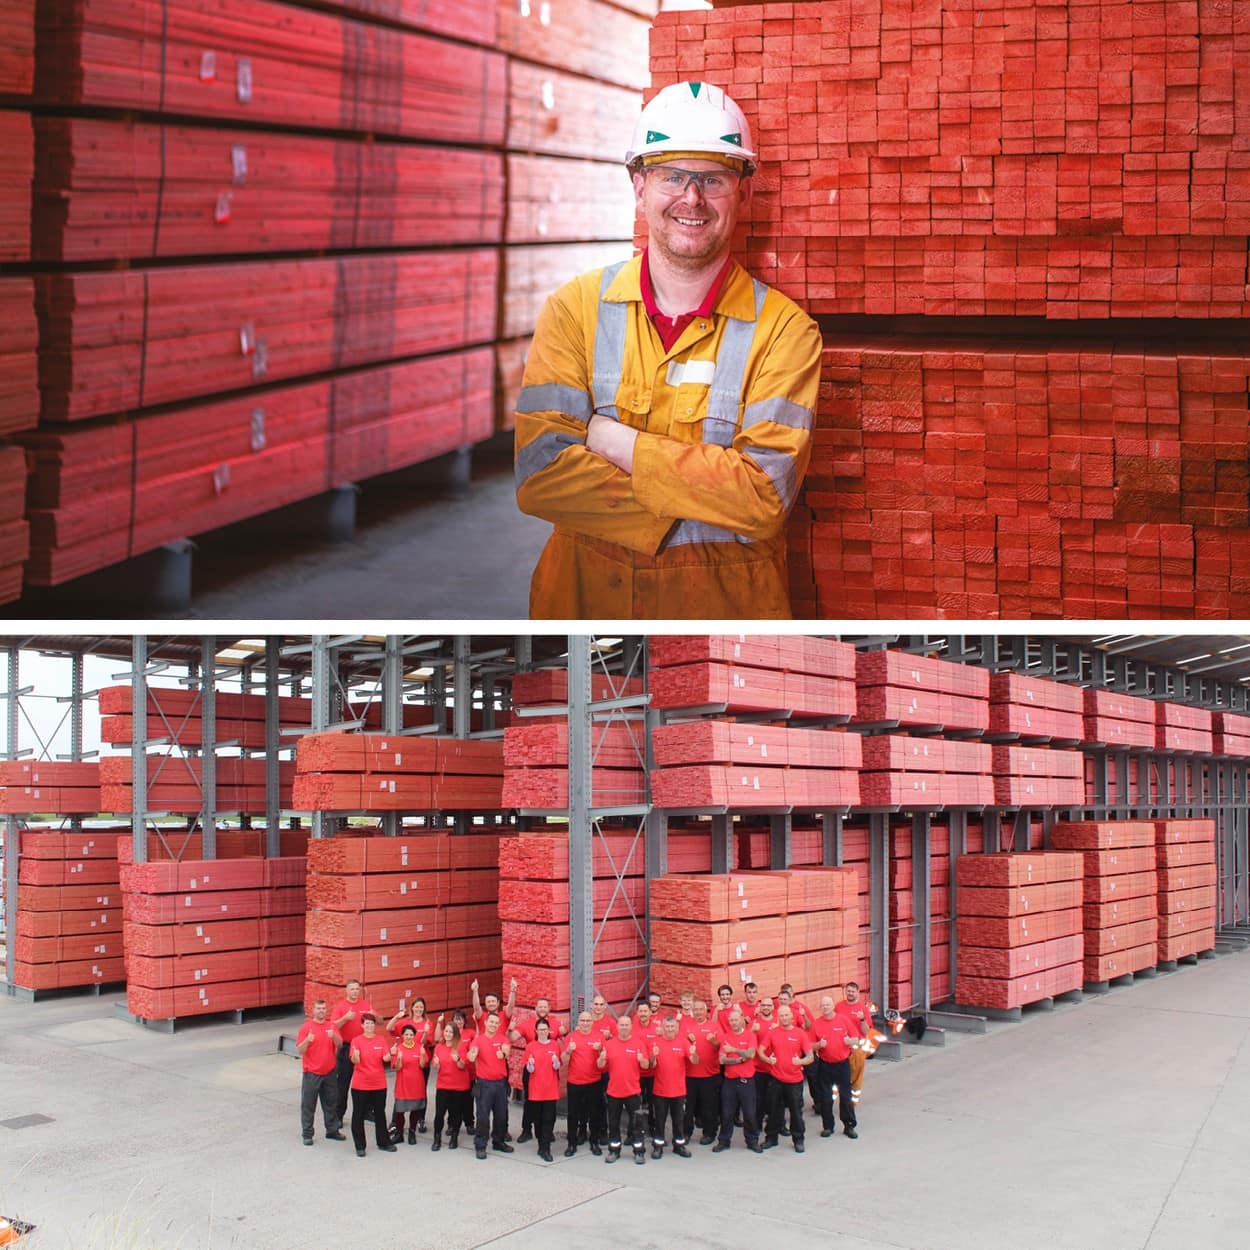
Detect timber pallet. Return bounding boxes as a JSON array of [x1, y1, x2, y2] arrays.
[[115, 998, 299, 1035]]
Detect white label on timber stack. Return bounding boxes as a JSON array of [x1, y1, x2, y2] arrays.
[[200, 50, 216, 81], [395, 753, 402, 767], [1025, 710, 1033, 727], [381, 955, 389, 968], [737, 882, 745, 897], [96, 944, 105, 954], [388, 781, 396, 793], [412, 960, 420, 969], [220, 904, 228, 912], [400, 846, 408, 867], [911, 668, 922, 684], [752, 775, 760, 790], [379, 928, 388, 940], [761, 744, 768, 758], [541, 80, 555, 110], [400, 882, 407, 894], [196, 925, 204, 936], [539, 1, 550, 23], [519, 0, 530, 14], [185, 895, 193, 907], [190, 877, 199, 889], [417, 923, 423, 932], [195, 969, 203, 980], [101, 896, 110, 905]]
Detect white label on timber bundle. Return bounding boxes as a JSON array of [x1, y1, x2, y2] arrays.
[[250, 408, 265, 451], [253, 340, 268, 378], [400, 882, 407, 894], [737, 882, 745, 896], [412, 959, 420, 968], [381, 955, 389, 968], [213, 463, 230, 494], [518, 0, 529, 13], [196, 925, 204, 936], [231, 144, 247, 185], [760, 743, 768, 758], [541, 80, 555, 110], [200, 50, 217, 82], [240, 323, 255, 355], [388, 780, 396, 793], [400, 846, 408, 866], [101, 896, 110, 905], [220, 904, 228, 911], [184, 895, 193, 906], [394, 753, 402, 767], [540, 1, 551, 23], [214, 191, 232, 224], [379, 927, 387, 941], [911, 668, 921, 684], [237, 57, 253, 103], [96, 944, 105, 954], [752, 775, 760, 790]]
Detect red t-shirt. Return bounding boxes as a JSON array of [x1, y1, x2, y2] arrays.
[[331, 996, 373, 1045], [350, 1033, 389, 1091], [652, 1038, 691, 1098], [471, 1032, 509, 1080], [835, 1000, 873, 1036], [514, 1015, 565, 1044], [763, 1025, 810, 1084], [589, 1015, 617, 1045], [786, 999, 815, 1030], [714, 1004, 737, 1032], [751, 1010, 776, 1037], [810, 1016, 854, 1063], [738, 1000, 760, 1023], [719, 1027, 757, 1079], [602, 1037, 644, 1098], [297, 1019, 338, 1075], [563, 1034, 603, 1085], [523, 1039, 563, 1101], [633, 1019, 660, 1062], [391, 1041, 428, 1100], [474, 1009, 511, 1036], [433, 1041, 472, 1091], [390, 1016, 434, 1050], [686, 1024, 723, 1079]]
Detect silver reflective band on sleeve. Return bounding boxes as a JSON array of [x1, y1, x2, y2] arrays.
[[515, 430, 585, 486], [742, 395, 813, 432], [744, 444, 800, 511], [516, 382, 593, 422], [704, 279, 767, 444], [665, 519, 752, 547], [592, 261, 629, 422]]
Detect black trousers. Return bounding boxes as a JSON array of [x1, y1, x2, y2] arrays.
[[300, 1070, 340, 1139], [684, 1073, 722, 1141], [753, 1071, 774, 1125], [520, 1065, 534, 1131], [433, 1087, 472, 1139], [640, 1074, 656, 1136], [598, 1073, 611, 1143], [566, 1080, 604, 1146], [529, 1099, 558, 1149], [767, 1078, 806, 1142], [718, 1076, 759, 1146], [474, 1077, 509, 1150], [333, 1042, 355, 1124], [651, 1093, 686, 1146], [815, 1058, 857, 1131], [350, 1087, 390, 1151], [606, 1092, 645, 1154]]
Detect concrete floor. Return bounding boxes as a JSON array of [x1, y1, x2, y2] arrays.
[[2, 948, 1247, 1250]]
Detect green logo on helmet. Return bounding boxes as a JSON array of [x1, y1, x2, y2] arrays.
[[646, 130, 670, 144], [721, 133, 742, 147], [688, 82, 703, 98]]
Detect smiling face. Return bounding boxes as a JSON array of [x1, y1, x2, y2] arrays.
[[633, 159, 750, 273]]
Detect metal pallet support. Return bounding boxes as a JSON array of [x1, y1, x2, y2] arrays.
[[264, 639, 281, 856]]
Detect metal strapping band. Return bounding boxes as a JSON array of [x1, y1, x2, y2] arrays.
[[516, 382, 593, 422], [591, 261, 629, 421], [515, 430, 585, 486]]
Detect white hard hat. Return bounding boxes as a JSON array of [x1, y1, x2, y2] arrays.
[[625, 81, 757, 174]]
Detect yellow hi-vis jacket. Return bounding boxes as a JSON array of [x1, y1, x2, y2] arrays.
[[515, 255, 821, 620]]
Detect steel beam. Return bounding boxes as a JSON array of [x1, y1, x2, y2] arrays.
[[200, 637, 217, 860], [911, 810, 931, 1011], [822, 811, 842, 866], [710, 813, 732, 874], [132, 637, 149, 863], [567, 636, 594, 1017], [381, 636, 404, 838], [769, 813, 792, 870], [264, 639, 281, 856], [4, 646, 17, 987], [869, 812, 889, 1009]]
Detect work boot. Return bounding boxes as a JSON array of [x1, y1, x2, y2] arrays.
[[651, 1144, 663, 1160], [673, 1144, 692, 1158], [590, 1141, 602, 1156], [417, 1120, 427, 1133], [762, 1137, 779, 1150], [475, 1146, 487, 1159], [794, 1140, 806, 1153], [563, 1144, 577, 1158], [634, 1149, 646, 1165], [448, 1132, 459, 1150], [431, 1135, 442, 1152], [407, 1128, 417, 1145], [493, 1141, 515, 1153], [699, 1135, 716, 1146], [517, 1128, 533, 1144], [844, 1126, 858, 1139], [326, 1130, 346, 1141], [605, 1147, 621, 1164], [538, 1148, 553, 1162]]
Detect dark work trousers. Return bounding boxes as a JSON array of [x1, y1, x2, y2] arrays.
[[606, 1092, 645, 1156], [433, 1087, 472, 1141], [805, 1062, 821, 1111], [598, 1073, 611, 1143], [718, 1076, 759, 1147], [474, 1077, 510, 1151], [530, 1099, 558, 1152], [350, 1087, 390, 1152], [300, 1070, 340, 1139], [520, 1065, 533, 1133], [567, 1080, 603, 1145], [754, 1070, 774, 1130], [639, 1074, 656, 1138], [684, 1073, 722, 1141], [334, 1042, 355, 1125], [651, 1093, 686, 1146], [815, 1058, 857, 1132], [767, 1078, 806, 1143]]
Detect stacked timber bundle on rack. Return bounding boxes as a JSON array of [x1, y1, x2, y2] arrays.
[[1156, 702, 1214, 754], [651, 5, 1250, 619], [293, 733, 503, 812], [120, 845, 306, 1021], [303, 833, 503, 1018], [19, 0, 507, 589], [502, 722, 647, 810], [100, 684, 311, 750], [10, 825, 125, 993], [649, 867, 859, 1006], [498, 827, 711, 1015], [953, 852, 1085, 1010], [1212, 711, 1250, 758], [1153, 819, 1218, 964], [1081, 688, 1156, 751], [860, 736, 991, 808], [101, 756, 296, 814], [989, 673, 1085, 743], [1050, 820, 1158, 985], [991, 746, 1083, 808], [0, 761, 100, 816]]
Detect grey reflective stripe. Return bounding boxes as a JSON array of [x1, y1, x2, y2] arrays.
[[742, 395, 813, 432], [515, 429, 584, 486], [516, 382, 592, 422], [665, 519, 752, 547], [703, 278, 767, 445], [592, 261, 629, 422], [744, 444, 800, 511]]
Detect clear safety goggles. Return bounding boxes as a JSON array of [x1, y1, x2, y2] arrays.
[[643, 164, 741, 200]]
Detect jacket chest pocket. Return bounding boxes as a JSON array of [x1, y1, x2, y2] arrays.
[[666, 358, 725, 437]]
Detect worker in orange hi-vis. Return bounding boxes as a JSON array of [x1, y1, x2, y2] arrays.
[[835, 981, 874, 1107], [514, 80, 821, 621]]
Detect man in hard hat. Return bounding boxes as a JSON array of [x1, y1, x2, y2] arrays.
[[515, 81, 821, 619]]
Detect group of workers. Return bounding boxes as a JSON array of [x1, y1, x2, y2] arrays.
[[297, 976, 877, 1163]]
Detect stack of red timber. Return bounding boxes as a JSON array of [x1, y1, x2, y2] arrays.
[[954, 852, 1085, 1010], [0, 445, 30, 603], [11, 826, 125, 993], [100, 684, 311, 750], [0, 761, 100, 816], [0, 109, 32, 264], [120, 846, 306, 1021], [1050, 821, 1158, 985], [989, 673, 1085, 743], [303, 833, 502, 1018], [1081, 688, 1156, 750], [502, 722, 647, 810], [101, 756, 295, 815], [860, 736, 991, 808], [649, 867, 859, 1008], [653, 6, 1250, 620], [1156, 701, 1214, 755], [991, 746, 1084, 809], [1154, 819, 1218, 963], [888, 820, 953, 1009], [293, 733, 503, 812], [1213, 711, 1250, 758], [854, 649, 989, 733], [498, 827, 710, 1015]]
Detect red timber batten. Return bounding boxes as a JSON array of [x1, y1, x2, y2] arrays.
[[1153, 818, 1218, 962], [99, 755, 295, 814], [0, 761, 101, 815]]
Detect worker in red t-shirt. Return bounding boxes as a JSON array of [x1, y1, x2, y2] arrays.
[[810, 995, 858, 1138], [387, 994, 436, 1052], [349, 1013, 396, 1156], [835, 981, 873, 1107], [472, 976, 518, 1036], [520, 1017, 564, 1161], [739, 980, 763, 1023], [468, 1011, 513, 1160], [777, 983, 814, 1030], [650, 1015, 697, 1159], [439, 1009, 477, 1135], [714, 1007, 762, 1153], [430, 1019, 472, 1150], [633, 1002, 661, 1141], [750, 996, 778, 1134], [647, 991, 664, 1017], [589, 993, 617, 1145], [713, 983, 736, 1031], [562, 1010, 606, 1157], [597, 1014, 652, 1164], [511, 997, 566, 1145], [330, 978, 373, 1129], [682, 998, 723, 1145], [388, 1024, 429, 1145], [675, 989, 697, 1034], [296, 998, 345, 1145], [758, 1005, 814, 1152]]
